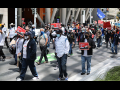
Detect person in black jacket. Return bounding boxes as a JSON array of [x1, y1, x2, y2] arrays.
[[67, 29, 75, 56], [16, 31, 39, 81], [104, 29, 111, 48], [80, 32, 96, 75], [111, 30, 119, 54]]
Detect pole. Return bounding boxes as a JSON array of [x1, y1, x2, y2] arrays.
[[90, 8, 91, 24], [34, 8, 36, 29], [15, 8, 17, 30]]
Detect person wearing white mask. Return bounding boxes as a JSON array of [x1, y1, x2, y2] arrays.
[[8, 23, 15, 42], [14, 34, 24, 69], [55, 29, 69, 81], [0, 27, 6, 61], [1, 23, 9, 48]]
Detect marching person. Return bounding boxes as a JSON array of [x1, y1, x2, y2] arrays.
[[80, 32, 96, 75], [31, 25, 35, 40], [67, 28, 75, 57], [14, 33, 24, 70], [96, 29, 102, 49], [1, 23, 9, 48], [55, 29, 69, 81], [36, 28, 48, 65], [8, 23, 15, 42], [0, 27, 6, 61], [31, 25, 38, 45], [111, 30, 119, 54], [16, 31, 39, 81]]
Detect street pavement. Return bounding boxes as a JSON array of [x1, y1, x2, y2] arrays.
[[0, 38, 120, 81]]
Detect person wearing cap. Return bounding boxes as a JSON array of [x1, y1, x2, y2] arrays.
[[61, 24, 65, 35], [67, 28, 75, 57], [8, 23, 15, 42], [0, 27, 6, 61], [55, 29, 69, 81], [36, 28, 48, 65], [104, 28, 111, 48], [31, 25, 36, 41], [1, 23, 9, 48], [96, 29, 102, 48], [13, 33, 24, 69], [80, 32, 96, 75], [16, 31, 39, 81], [111, 30, 119, 54]]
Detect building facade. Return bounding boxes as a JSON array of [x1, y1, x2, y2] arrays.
[[0, 8, 107, 29]]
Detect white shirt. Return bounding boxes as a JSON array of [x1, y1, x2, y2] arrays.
[[9, 27, 15, 38], [16, 38, 24, 55], [23, 40, 30, 59], [2, 27, 7, 32], [0, 33, 5, 46], [61, 27, 65, 35], [55, 35, 69, 58], [83, 39, 88, 56]]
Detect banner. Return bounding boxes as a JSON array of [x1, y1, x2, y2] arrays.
[[103, 21, 111, 30], [16, 26, 26, 37], [97, 8, 106, 19], [51, 23, 61, 29], [79, 42, 89, 50], [98, 20, 103, 24]]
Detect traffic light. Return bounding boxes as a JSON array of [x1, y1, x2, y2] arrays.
[[31, 8, 37, 14]]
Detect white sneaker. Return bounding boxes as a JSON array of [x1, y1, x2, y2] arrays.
[[16, 78, 22, 81], [32, 77, 39, 80]]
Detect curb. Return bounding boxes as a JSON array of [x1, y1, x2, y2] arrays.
[[69, 57, 120, 81]]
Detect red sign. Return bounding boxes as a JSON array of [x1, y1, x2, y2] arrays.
[[51, 23, 61, 28], [103, 21, 111, 30], [98, 20, 103, 24], [79, 42, 89, 50], [16, 26, 26, 37], [22, 18, 25, 21]]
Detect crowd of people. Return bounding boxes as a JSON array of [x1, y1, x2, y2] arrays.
[[0, 21, 120, 81]]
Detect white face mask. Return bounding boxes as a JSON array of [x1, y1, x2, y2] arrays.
[[24, 36, 29, 39]]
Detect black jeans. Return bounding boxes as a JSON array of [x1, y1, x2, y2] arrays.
[[10, 38, 13, 42], [57, 54, 68, 78], [5, 37, 9, 48], [39, 46, 48, 63], [0, 46, 5, 58]]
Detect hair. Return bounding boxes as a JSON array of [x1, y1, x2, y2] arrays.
[[85, 32, 89, 35], [40, 28, 45, 31]]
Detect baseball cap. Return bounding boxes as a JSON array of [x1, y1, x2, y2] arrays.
[[56, 29, 62, 33], [24, 31, 32, 36]]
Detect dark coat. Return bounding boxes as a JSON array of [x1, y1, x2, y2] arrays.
[[80, 37, 96, 55], [67, 32, 75, 44], [21, 38, 36, 61], [111, 33, 119, 45]]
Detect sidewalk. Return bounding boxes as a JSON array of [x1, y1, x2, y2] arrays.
[[69, 53, 120, 81]]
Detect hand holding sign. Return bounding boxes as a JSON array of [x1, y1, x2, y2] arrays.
[[79, 42, 89, 50]]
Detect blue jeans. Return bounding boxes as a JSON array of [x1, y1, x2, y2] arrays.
[[81, 55, 92, 73], [100, 36, 104, 46], [75, 35, 78, 44], [20, 58, 38, 80], [97, 38, 101, 47], [15, 54, 17, 64], [111, 43, 117, 53], [69, 43, 72, 54], [57, 54, 68, 78]]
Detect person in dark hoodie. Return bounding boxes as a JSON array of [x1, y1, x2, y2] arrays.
[[67, 28, 75, 57], [16, 31, 39, 81], [80, 32, 96, 75], [111, 30, 119, 54]]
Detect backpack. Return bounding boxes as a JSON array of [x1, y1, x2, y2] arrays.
[[39, 34, 49, 47]]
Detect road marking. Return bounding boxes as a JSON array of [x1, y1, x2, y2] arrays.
[[35, 53, 57, 63]]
